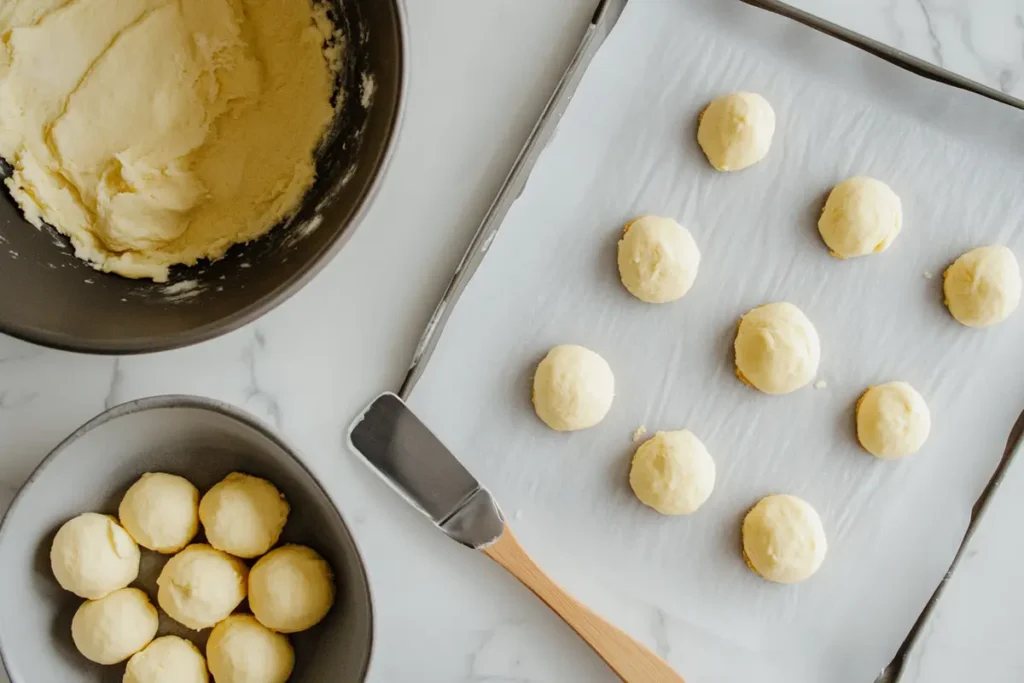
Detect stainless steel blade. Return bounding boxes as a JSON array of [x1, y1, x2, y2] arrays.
[[348, 392, 504, 548]]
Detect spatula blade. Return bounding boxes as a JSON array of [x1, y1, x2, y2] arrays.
[[348, 392, 504, 548]]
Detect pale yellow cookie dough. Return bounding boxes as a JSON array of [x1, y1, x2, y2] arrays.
[[697, 92, 775, 172], [119, 472, 199, 554], [0, 0, 339, 281], [856, 381, 931, 459], [617, 216, 701, 304], [944, 245, 1022, 327], [199, 472, 289, 559], [50, 512, 140, 599], [249, 545, 335, 633], [532, 345, 615, 431], [125, 636, 209, 683], [742, 494, 827, 584], [734, 302, 821, 395], [71, 588, 158, 665], [629, 430, 715, 515], [207, 615, 294, 683], [818, 177, 902, 258], [156, 544, 248, 631]]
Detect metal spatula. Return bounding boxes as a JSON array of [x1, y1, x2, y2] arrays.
[[348, 392, 685, 683]]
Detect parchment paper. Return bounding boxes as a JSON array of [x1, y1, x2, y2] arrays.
[[408, 1, 1024, 681]]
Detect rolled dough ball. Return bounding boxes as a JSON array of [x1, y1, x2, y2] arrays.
[[818, 177, 902, 258], [629, 430, 715, 515], [734, 302, 820, 394], [157, 544, 248, 630], [532, 345, 615, 431], [249, 545, 335, 633], [697, 92, 775, 171], [119, 472, 200, 553], [944, 245, 1022, 327], [856, 381, 931, 459], [124, 636, 209, 683], [742, 494, 827, 584], [207, 615, 294, 683], [199, 472, 289, 558], [50, 512, 140, 599], [617, 216, 701, 304], [71, 587, 158, 665]]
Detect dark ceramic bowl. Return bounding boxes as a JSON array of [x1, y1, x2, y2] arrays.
[[0, 395, 374, 682], [0, 1, 406, 354]]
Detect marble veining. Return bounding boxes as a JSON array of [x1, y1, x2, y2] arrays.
[[0, 1, 1021, 682]]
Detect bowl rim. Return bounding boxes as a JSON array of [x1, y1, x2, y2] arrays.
[[0, 393, 376, 683], [0, 0, 410, 356]]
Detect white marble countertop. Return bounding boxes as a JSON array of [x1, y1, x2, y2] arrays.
[[1, 1, 1021, 681]]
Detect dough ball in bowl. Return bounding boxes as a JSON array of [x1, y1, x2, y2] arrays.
[[617, 216, 701, 304], [200, 472, 289, 558], [249, 545, 335, 633], [119, 472, 200, 553], [629, 430, 715, 515], [944, 245, 1021, 327], [157, 544, 248, 630], [207, 614, 294, 683], [856, 381, 930, 459], [742, 494, 827, 584], [50, 512, 140, 599], [532, 345, 615, 431], [71, 587, 158, 665], [818, 176, 902, 258], [734, 302, 820, 395], [125, 636, 209, 683], [697, 92, 775, 172]]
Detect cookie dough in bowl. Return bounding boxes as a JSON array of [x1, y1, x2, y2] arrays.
[[734, 302, 821, 395], [71, 587, 159, 665], [50, 512, 140, 599], [742, 494, 827, 584], [0, 0, 340, 282], [199, 472, 289, 559], [856, 381, 931, 459], [532, 345, 615, 431], [119, 472, 199, 553], [818, 177, 902, 258], [125, 636, 209, 683], [944, 245, 1022, 327], [617, 216, 701, 304], [629, 430, 715, 515], [207, 615, 294, 683], [697, 92, 775, 171], [157, 543, 248, 630]]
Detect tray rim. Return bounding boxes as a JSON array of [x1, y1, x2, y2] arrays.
[[398, 2, 1024, 681]]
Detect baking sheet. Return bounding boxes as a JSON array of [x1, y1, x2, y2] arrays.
[[407, 1, 1024, 681]]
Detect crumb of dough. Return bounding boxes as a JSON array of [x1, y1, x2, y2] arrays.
[[0, 0, 341, 281], [632, 425, 648, 443], [814, 379, 827, 390]]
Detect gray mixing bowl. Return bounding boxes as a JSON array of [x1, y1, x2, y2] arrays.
[[0, 396, 373, 682], [0, 1, 405, 354]]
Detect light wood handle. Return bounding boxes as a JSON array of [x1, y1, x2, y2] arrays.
[[483, 525, 685, 683]]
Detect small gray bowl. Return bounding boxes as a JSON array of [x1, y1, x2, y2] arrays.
[[0, 395, 373, 682]]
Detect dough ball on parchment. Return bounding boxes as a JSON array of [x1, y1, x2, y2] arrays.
[[629, 430, 715, 515], [944, 245, 1021, 327], [50, 512, 140, 599], [818, 176, 902, 258], [532, 345, 615, 431], [124, 636, 209, 683], [249, 545, 335, 633], [157, 544, 248, 630], [856, 381, 931, 459], [119, 472, 199, 553], [617, 215, 701, 304], [207, 615, 294, 683], [199, 472, 289, 558], [697, 92, 775, 171], [742, 494, 827, 584], [71, 587, 158, 665], [734, 302, 820, 395]]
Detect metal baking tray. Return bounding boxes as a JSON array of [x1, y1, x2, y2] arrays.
[[398, 1, 1024, 680]]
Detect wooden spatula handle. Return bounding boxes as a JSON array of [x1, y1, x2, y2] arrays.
[[482, 525, 685, 683]]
